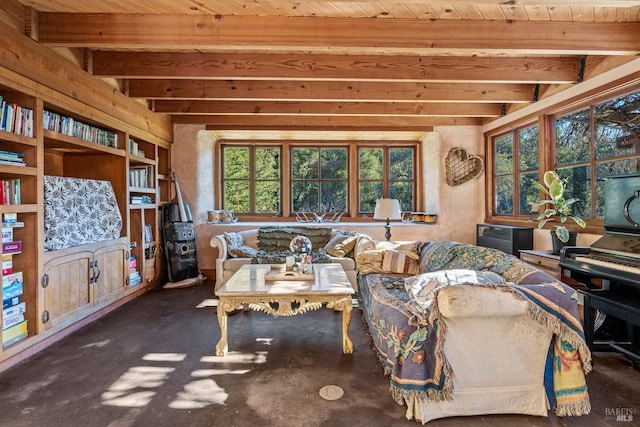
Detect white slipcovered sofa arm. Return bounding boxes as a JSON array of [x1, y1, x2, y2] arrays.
[[210, 234, 229, 261], [437, 286, 529, 318], [210, 234, 229, 288]]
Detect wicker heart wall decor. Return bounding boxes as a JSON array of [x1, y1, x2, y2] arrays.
[[445, 147, 484, 186]]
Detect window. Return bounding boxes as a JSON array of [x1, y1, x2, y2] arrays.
[[358, 147, 415, 214], [493, 124, 539, 216], [220, 143, 417, 219], [222, 145, 281, 214], [488, 88, 640, 225], [291, 147, 348, 213], [554, 91, 640, 219]]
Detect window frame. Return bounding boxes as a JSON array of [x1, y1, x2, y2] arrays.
[[485, 86, 640, 233], [289, 145, 350, 215], [220, 144, 283, 215], [357, 145, 417, 215], [217, 141, 419, 221]]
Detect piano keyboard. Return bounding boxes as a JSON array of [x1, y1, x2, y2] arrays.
[[574, 255, 640, 276]]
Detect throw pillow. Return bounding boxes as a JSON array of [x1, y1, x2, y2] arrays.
[[382, 249, 419, 274], [355, 250, 386, 275], [224, 231, 244, 248], [324, 233, 359, 257], [224, 232, 257, 258]]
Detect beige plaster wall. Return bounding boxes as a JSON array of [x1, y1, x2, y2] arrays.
[[429, 126, 486, 244], [171, 125, 486, 274], [171, 125, 217, 274]]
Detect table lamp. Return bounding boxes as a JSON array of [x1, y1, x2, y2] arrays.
[[373, 198, 402, 241]]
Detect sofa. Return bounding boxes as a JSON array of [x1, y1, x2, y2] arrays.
[[354, 239, 592, 424], [210, 226, 369, 291]]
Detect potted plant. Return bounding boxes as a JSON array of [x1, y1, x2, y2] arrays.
[[534, 170, 586, 254]]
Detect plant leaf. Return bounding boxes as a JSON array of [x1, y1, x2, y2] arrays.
[[548, 178, 564, 200], [543, 171, 559, 187], [572, 216, 587, 228], [555, 226, 570, 243]]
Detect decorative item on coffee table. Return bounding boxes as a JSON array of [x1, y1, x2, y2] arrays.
[[289, 235, 313, 272]]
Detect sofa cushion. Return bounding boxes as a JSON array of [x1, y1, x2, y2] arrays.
[[257, 226, 333, 251], [229, 245, 258, 258], [404, 269, 507, 324], [382, 249, 419, 274], [324, 232, 359, 257], [328, 255, 356, 272], [355, 250, 386, 275], [417, 241, 556, 284], [224, 232, 259, 258]]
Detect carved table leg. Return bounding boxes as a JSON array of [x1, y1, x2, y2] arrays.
[[216, 298, 233, 356], [333, 297, 353, 354]]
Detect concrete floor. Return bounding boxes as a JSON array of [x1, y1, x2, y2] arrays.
[[0, 281, 639, 427]]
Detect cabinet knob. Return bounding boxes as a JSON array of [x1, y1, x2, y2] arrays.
[[41, 274, 49, 288]]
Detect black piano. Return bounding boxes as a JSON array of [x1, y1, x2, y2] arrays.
[[561, 175, 640, 364]]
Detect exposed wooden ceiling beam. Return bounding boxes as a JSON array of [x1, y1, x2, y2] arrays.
[[91, 52, 580, 83], [37, 14, 640, 55], [152, 100, 502, 117], [305, 0, 640, 4], [128, 80, 534, 103], [174, 114, 481, 127]]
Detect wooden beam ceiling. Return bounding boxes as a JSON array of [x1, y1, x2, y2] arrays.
[[90, 52, 581, 83], [38, 15, 640, 56], [8, 1, 639, 139]]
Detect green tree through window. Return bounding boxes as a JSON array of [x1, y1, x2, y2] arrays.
[[222, 146, 281, 214], [291, 147, 347, 213], [220, 143, 417, 218], [359, 147, 415, 214]]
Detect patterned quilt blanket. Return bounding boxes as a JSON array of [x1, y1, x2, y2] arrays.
[[359, 270, 592, 417]]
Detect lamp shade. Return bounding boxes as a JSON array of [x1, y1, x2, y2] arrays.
[[373, 198, 402, 220]]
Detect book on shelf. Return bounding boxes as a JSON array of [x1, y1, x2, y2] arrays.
[[3, 311, 24, 330], [2, 272, 23, 300], [144, 224, 153, 243], [2, 240, 22, 254], [2, 319, 27, 347], [0, 179, 21, 205], [0, 150, 25, 163], [2, 212, 24, 228], [2, 295, 20, 310], [3, 301, 25, 319], [2, 254, 12, 275], [0, 98, 34, 137], [130, 195, 153, 205], [129, 165, 154, 189], [0, 159, 26, 167], [43, 110, 119, 149], [2, 226, 12, 242]]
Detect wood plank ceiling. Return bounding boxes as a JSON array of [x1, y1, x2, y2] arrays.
[[11, 0, 640, 141]]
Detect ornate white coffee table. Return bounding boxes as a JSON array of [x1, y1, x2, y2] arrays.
[[214, 263, 354, 355]]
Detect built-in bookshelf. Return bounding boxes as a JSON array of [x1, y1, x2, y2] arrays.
[[127, 136, 160, 287], [0, 74, 170, 368], [0, 84, 39, 354]]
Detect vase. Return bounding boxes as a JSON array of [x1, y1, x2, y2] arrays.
[[550, 231, 577, 255]]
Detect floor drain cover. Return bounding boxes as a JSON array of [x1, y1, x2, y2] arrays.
[[319, 385, 344, 401]]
